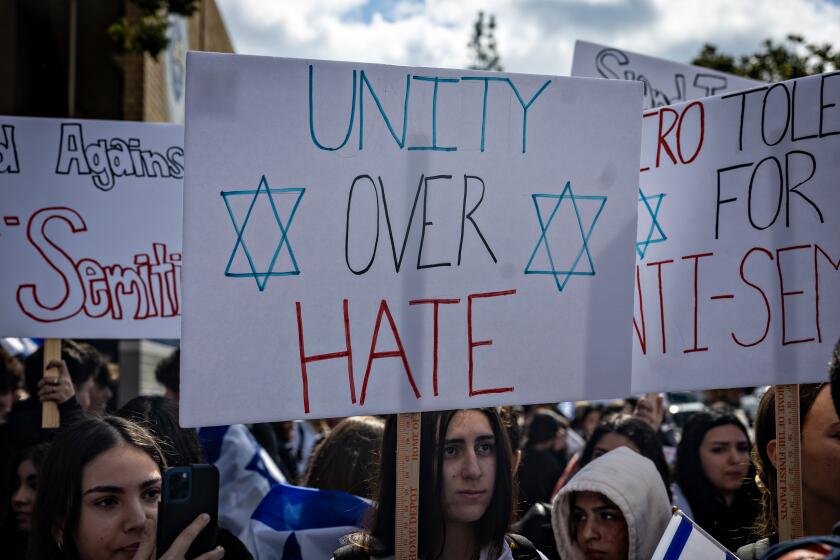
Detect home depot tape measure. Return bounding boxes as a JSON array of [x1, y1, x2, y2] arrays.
[[42, 339, 62, 428], [395, 412, 421, 560], [774, 384, 803, 541]]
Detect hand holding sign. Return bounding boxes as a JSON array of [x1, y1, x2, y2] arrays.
[[635, 392, 664, 432], [38, 359, 75, 405]]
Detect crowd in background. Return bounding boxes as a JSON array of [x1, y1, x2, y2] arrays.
[[0, 338, 838, 559]]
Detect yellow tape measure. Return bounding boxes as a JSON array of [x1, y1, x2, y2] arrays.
[[395, 412, 421, 560], [774, 385, 803, 541], [42, 339, 62, 429]]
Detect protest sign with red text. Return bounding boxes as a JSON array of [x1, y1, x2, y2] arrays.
[[629, 73, 840, 391], [0, 116, 183, 338]]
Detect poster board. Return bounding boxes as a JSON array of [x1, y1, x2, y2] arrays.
[[180, 53, 644, 425], [0, 116, 183, 338], [572, 40, 763, 109], [631, 72, 840, 392]]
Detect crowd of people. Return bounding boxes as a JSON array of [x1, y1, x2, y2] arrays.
[[0, 338, 838, 559]]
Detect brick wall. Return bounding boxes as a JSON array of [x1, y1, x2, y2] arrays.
[[123, 0, 234, 122], [144, 53, 168, 122], [122, 53, 145, 121], [200, 0, 235, 54]]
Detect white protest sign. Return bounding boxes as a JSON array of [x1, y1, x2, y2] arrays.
[[572, 40, 762, 109], [181, 53, 643, 426], [0, 116, 183, 338], [631, 72, 840, 392]]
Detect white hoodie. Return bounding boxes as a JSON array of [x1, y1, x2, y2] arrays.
[[550, 446, 671, 560]]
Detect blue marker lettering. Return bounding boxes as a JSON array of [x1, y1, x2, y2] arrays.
[[461, 76, 507, 152], [309, 65, 357, 151], [507, 79, 551, 153], [408, 76, 459, 152], [359, 71, 411, 150]]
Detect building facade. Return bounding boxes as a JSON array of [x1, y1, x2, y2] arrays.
[[0, 0, 234, 123], [1, 0, 234, 402]]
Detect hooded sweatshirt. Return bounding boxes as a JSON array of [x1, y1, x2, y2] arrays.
[[550, 446, 671, 560]]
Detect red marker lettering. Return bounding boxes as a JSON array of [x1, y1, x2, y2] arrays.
[[467, 289, 516, 397], [16, 207, 87, 322], [408, 298, 460, 396], [776, 244, 815, 346], [647, 258, 674, 354], [814, 244, 840, 343], [632, 265, 647, 355], [682, 252, 713, 353], [296, 299, 356, 414], [732, 247, 773, 347], [359, 299, 420, 406]]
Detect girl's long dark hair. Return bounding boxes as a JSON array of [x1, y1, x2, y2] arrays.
[[674, 406, 761, 549], [752, 384, 825, 539], [28, 416, 164, 560], [579, 413, 672, 499], [356, 408, 515, 559], [117, 395, 203, 467], [302, 415, 385, 499]]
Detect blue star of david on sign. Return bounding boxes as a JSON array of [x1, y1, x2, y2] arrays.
[[524, 181, 607, 292], [636, 188, 667, 260], [220, 175, 305, 292]]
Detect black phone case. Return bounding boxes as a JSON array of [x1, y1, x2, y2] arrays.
[[157, 464, 219, 559]]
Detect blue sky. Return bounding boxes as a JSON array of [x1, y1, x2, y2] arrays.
[[215, 0, 840, 74]]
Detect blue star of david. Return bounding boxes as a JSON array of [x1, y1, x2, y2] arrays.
[[636, 188, 667, 260], [524, 181, 607, 292], [221, 175, 305, 292]]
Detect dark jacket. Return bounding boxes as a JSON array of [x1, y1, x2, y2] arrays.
[[517, 447, 563, 514], [8, 395, 85, 451]]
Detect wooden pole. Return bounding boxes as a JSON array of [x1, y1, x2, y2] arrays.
[[395, 412, 421, 560], [774, 384, 803, 541], [41, 339, 62, 428]]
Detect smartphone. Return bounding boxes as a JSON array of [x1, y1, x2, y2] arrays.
[[157, 464, 219, 558]]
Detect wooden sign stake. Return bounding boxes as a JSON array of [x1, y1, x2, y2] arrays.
[[41, 339, 62, 429], [774, 384, 803, 541], [395, 412, 421, 560]]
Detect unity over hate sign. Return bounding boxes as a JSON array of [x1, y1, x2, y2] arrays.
[[179, 53, 644, 426]]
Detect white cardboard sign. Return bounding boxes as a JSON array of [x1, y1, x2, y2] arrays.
[[0, 116, 183, 338], [572, 40, 763, 109], [181, 53, 643, 425], [631, 72, 840, 392]]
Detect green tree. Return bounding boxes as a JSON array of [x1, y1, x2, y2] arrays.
[[109, 0, 199, 59], [693, 34, 840, 82], [467, 11, 503, 71]]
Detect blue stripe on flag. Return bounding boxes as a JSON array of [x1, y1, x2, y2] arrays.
[[282, 533, 302, 560], [198, 425, 230, 463], [663, 517, 693, 560], [252, 483, 369, 531], [245, 448, 280, 486]]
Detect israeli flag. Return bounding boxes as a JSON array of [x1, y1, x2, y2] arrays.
[[199, 424, 286, 537], [651, 510, 738, 560], [240, 483, 369, 560], [0, 337, 39, 357]]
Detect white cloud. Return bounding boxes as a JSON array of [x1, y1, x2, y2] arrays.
[[215, 0, 840, 75]]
